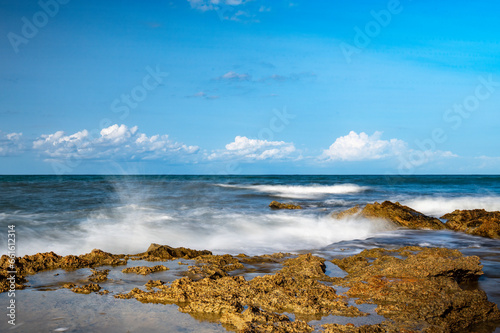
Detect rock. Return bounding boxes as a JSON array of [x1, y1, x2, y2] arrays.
[[145, 280, 165, 290], [441, 209, 500, 239], [122, 265, 168, 275], [188, 254, 245, 279], [331, 247, 500, 332], [269, 201, 303, 210], [115, 253, 363, 321], [88, 269, 110, 282], [71, 283, 101, 294], [137, 244, 212, 261], [0, 249, 126, 292], [333, 201, 447, 230], [331, 205, 361, 219]]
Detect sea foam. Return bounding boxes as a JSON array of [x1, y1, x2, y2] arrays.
[[216, 183, 369, 199], [401, 196, 500, 217]]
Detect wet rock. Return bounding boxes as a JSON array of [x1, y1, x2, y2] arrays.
[[332, 247, 500, 332], [221, 306, 314, 332], [62, 283, 76, 289], [145, 280, 165, 290], [137, 244, 212, 261], [322, 322, 390, 333], [116, 253, 363, 324], [331, 205, 361, 220], [0, 249, 126, 292], [333, 201, 447, 230], [71, 283, 101, 294], [79, 249, 127, 266], [269, 201, 303, 210], [122, 265, 169, 275], [441, 209, 500, 239], [88, 269, 110, 282]]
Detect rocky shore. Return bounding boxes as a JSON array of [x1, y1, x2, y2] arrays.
[[1, 201, 500, 332]]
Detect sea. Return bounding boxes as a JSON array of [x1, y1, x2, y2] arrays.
[[1, 175, 500, 257], [1, 175, 500, 332]]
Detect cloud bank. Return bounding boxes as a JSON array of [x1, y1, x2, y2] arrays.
[[33, 124, 199, 161]]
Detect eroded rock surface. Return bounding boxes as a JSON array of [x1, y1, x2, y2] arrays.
[[136, 243, 212, 261], [116, 253, 362, 331], [89, 268, 110, 282], [331, 247, 500, 332], [122, 265, 169, 275], [441, 209, 500, 239], [332, 201, 447, 230], [269, 201, 303, 210], [0, 249, 126, 292], [71, 282, 102, 294]]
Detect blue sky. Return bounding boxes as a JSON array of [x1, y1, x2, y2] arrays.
[[1, 0, 499, 174]]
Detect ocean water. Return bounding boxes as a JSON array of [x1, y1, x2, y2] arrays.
[[1, 175, 500, 332], [1, 175, 499, 257]]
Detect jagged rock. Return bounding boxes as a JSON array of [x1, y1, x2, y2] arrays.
[[122, 265, 168, 275], [332, 201, 446, 230], [441, 209, 500, 239], [137, 244, 212, 261], [331, 247, 500, 332], [88, 268, 110, 282], [145, 280, 165, 290], [115, 253, 363, 319], [221, 306, 314, 332], [71, 283, 101, 294], [0, 249, 126, 292], [269, 201, 303, 210], [188, 254, 245, 279]]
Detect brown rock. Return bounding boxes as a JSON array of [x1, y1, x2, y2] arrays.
[[269, 201, 303, 210], [122, 265, 168, 275], [441, 209, 500, 239], [332, 247, 500, 332], [116, 253, 363, 319], [137, 243, 212, 261], [88, 268, 110, 282], [71, 283, 101, 294], [333, 201, 446, 230]]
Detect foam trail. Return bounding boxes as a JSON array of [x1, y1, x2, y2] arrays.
[[402, 196, 500, 217], [217, 184, 369, 199]]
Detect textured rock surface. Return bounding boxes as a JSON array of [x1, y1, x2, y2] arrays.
[[0, 249, 126, 292], [88, 268, 110, 282], [71, 282, 102, 294], [116, 253, 363, 331], [136, 243, 212, 261], [441, 209, 500, 239], [269, 201, 303, 210], [333, 201, 447, 230], [122, 265, 168, 275], [331, 247, 500, 332]]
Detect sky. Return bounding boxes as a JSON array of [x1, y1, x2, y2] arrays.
[[1, 0, 499, 175]]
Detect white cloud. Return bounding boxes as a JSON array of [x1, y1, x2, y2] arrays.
[[33, 124, 199, 161], [321, 131, 456, 162], [0, 131, 23, 156], [209, 136, 296, 161], [217, 71, 251, 81]]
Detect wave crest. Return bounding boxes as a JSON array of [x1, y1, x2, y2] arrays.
[[217, 183, 369, 199]]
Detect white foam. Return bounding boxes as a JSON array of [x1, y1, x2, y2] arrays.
[[10, 207, 394, 256], [402, 196, 500, 217], [217, 183, 369, 199]]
